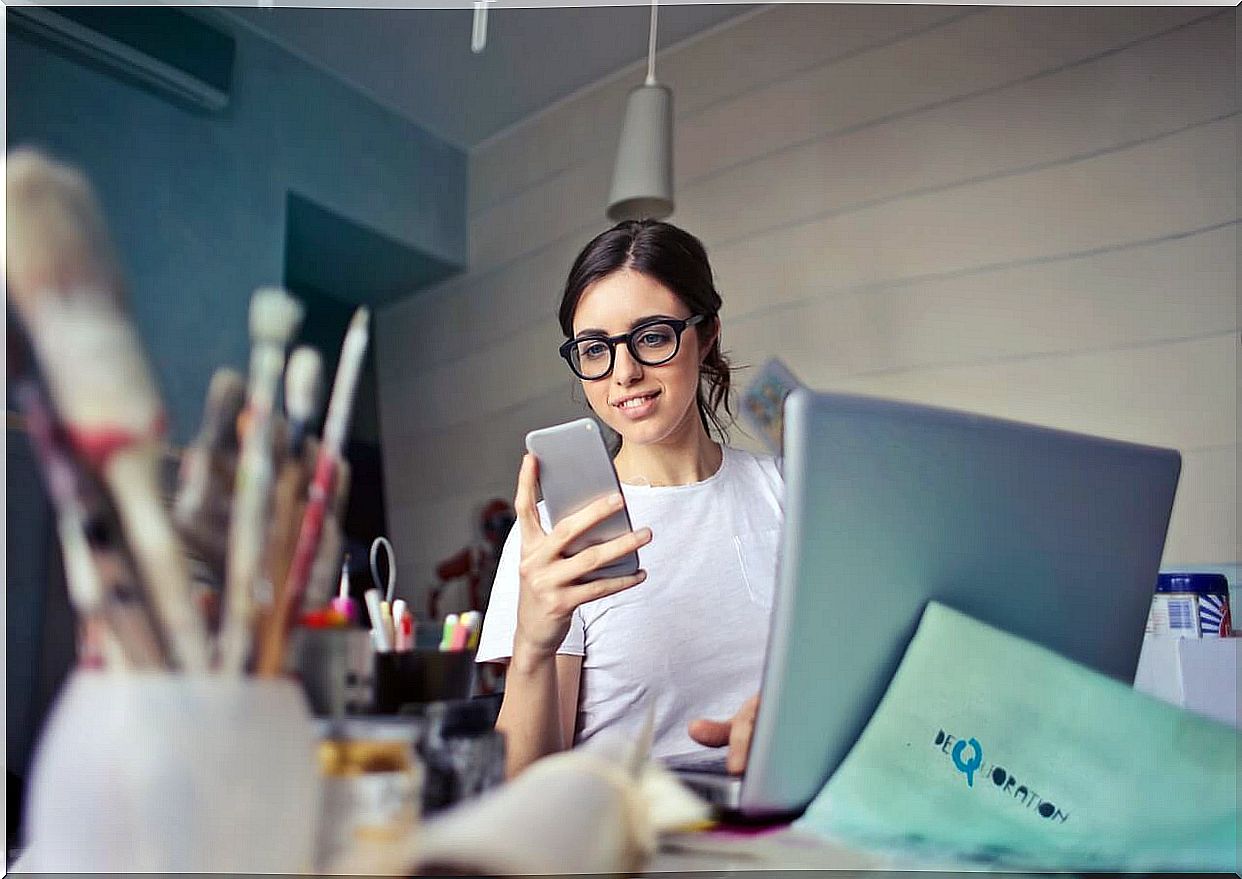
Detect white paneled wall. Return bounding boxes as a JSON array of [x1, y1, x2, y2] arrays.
[[376, 6, 1238, 600]]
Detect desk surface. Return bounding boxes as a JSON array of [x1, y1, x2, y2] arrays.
[[646, 826, 884, 873], [645, 826, 1055, 876]]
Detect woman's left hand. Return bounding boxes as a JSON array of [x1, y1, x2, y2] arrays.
[[687, 693, 760, 775]]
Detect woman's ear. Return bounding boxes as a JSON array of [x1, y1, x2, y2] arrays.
[[699, 316, 720, 363]]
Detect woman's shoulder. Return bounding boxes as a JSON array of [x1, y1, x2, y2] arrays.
[[721, 444, 783, 489]]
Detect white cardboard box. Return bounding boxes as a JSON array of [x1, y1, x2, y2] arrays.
[[1134, 634, 1239, 728]]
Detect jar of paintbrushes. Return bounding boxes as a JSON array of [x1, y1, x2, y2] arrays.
[[7, 149, 375, 872]]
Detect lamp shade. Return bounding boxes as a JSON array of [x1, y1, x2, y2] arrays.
[[606, 83, 674, 221]]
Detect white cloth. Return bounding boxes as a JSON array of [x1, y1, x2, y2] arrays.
[[477, 445, 784, 765]]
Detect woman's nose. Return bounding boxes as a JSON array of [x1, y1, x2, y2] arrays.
[[612, 344, 644, 384]]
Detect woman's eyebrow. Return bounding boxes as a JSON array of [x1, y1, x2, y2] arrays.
[[629, 313, 677, 329], [573, 315, 678, 338]]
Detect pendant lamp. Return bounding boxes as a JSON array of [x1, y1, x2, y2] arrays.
[[606, 0, 673, 221]]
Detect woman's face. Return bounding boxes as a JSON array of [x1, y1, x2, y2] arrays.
[[571, 268, 711, 449]]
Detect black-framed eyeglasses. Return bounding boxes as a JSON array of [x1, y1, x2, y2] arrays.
[[559, 314, 706, 381]]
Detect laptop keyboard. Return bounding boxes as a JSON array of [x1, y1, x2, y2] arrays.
[[663, 754, 730, 774]]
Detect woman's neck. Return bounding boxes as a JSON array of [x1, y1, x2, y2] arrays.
[[613, 422, 723, 487]]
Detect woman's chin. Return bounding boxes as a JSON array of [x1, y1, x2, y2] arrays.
[[604, 416, 660, 447], [608, 415, 691, 450]]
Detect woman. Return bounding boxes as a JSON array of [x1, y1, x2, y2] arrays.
[[476, 220, 783, 778]]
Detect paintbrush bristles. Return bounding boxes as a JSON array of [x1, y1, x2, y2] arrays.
[[6, 149, 123, 312], [6, 149, 159, 433], [203, 369, 247, 448], [174, 367, 244, 537], [285, 346, 323, 425], [250, 287, 304, 348]]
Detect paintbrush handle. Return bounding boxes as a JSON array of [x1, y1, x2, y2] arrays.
[[219, 343, 290, 674], [321, 309, 369, 457], [254, 451, 338, 677], [265, 457, 310, 602], [218, 448, 274, 673], [105, 451, 211, 672], [18, 379, 169, 669]]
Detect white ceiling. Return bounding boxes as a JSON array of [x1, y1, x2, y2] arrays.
[[223, 3, 758, 150]]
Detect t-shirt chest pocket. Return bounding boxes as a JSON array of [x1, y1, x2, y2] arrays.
[[732, 528, 781, 611]]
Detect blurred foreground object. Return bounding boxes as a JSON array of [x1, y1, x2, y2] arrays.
[[20, 672, 321, 871], [329, 720, 709, 875], [6, 147, 209, 670]]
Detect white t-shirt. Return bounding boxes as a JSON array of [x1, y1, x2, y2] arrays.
[[477, 445, 784, 766]]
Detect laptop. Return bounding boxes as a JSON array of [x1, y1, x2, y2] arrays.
[[676, 389, 1181, 818]]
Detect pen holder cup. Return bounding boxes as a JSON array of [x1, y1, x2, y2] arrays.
[[23, 671, 323, 873], [372, 649, 476, 713], [294, 627, 376, 716]]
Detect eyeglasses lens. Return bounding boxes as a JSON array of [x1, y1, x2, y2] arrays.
[[571, 338, 613, 379], [632, 324, 677, 363]]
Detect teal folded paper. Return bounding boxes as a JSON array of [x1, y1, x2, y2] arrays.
[[796, 602, 1239, 871]]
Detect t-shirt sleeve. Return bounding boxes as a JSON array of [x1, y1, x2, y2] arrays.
[[474, 509, 586, 664], [759, 452, 786, 503]]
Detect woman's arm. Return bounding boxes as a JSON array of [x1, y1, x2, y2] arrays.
[[494, 454, 650, 777], [495, 652, 582, 778]]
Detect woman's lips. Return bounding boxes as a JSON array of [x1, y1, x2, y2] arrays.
[[613, 390, 660, 419]]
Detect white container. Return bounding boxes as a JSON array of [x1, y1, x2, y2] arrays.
[[1134, 634, 1240, 728], [22, 671, 322, 872]]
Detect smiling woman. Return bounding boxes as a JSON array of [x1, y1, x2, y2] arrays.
[[477, 220, 784, 779], [558, 222, 734, 466]]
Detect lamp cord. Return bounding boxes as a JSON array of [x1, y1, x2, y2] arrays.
[[645, 0, 658, 86]]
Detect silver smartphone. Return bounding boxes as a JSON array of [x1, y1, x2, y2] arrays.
[[524, 418, 639, 582]]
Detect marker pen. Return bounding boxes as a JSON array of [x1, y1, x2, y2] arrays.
[[461, 610, 482, 650], [392, 599, 409, 651], [449, 616, 470, 652], [440, 613, 459, 651], [331, 557, 355, 623], [364, 588, 391, 653]]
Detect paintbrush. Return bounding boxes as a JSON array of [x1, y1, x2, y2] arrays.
[[174, 367, 245, 585], [284, 346, 322, 457], [6, 148, 210, 671], [9, 318, 167, 669], [304, 457, 350, 611], [217, 287, 304, 674], [255, 307, 369, 676], [14, 373, 169, 670], [258, 346, 323, 635]]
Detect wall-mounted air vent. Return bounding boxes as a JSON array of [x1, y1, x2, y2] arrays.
[[9, 6, 235, 113]]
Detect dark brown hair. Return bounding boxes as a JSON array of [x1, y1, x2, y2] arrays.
[[559, 219, 733, 442]]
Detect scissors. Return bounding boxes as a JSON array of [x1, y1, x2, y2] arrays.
[[369, 537, 397, 604]]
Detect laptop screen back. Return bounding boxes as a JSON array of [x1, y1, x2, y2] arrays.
[[740, 391, 1180, 817]]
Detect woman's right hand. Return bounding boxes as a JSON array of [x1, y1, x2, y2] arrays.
[[512, 453, 652, 657]]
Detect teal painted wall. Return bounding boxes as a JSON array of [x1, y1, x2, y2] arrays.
[[6, 10, 467, 443]]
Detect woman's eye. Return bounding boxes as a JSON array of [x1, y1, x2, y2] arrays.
[[638, 330, 673, 349], [580, 341, 609, 360]]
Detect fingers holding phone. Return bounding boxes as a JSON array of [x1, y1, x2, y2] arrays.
[[512, 458, 650, 656], [525, 420, 644, 582], [513, 451, 544, 545], [512, 420, 652, 656], [556, 519, 651, 587]]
